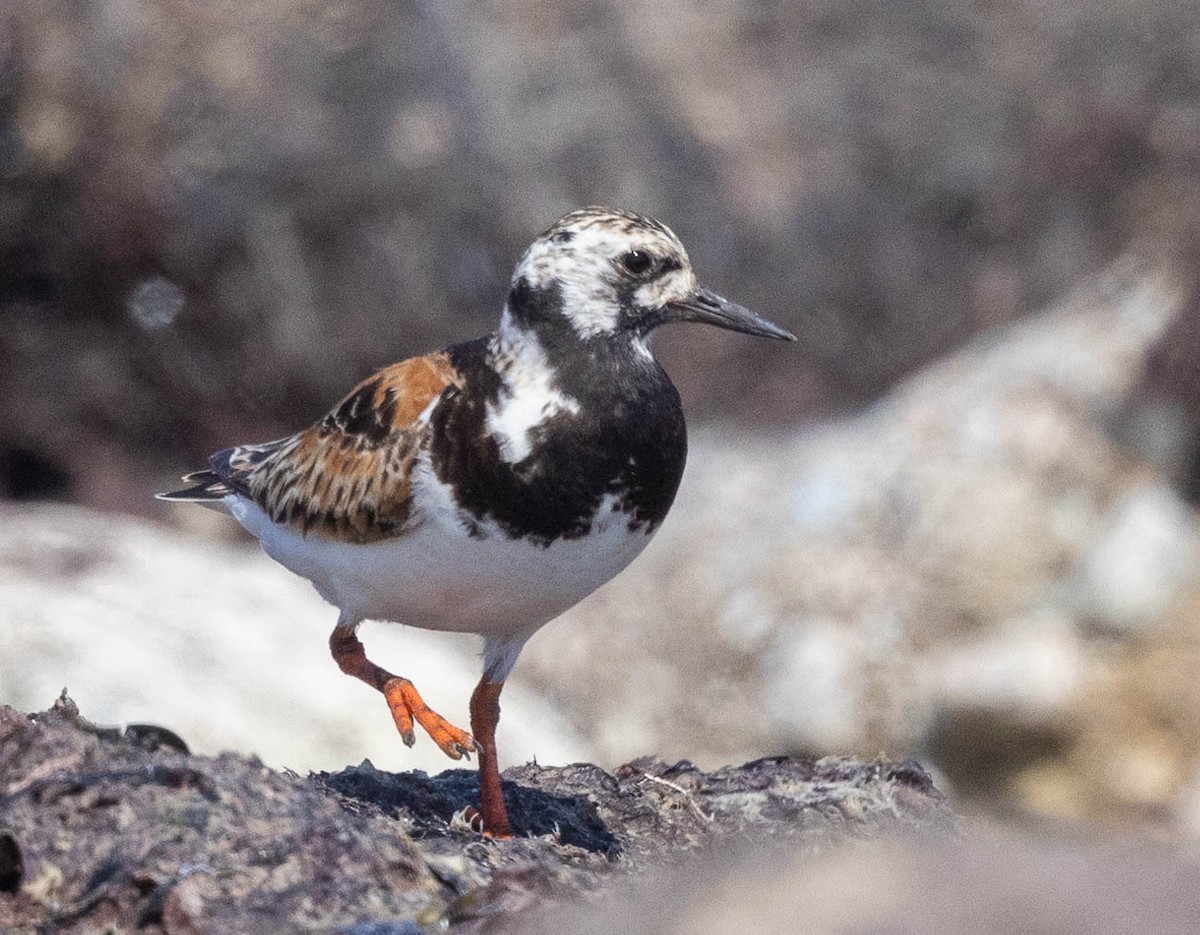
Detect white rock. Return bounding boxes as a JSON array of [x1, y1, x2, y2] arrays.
[[921, 610, 1087, 720], [1075, 483, 1200, 633]]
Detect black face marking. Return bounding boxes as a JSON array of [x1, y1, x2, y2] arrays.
[[430, 336, 687, 546], [616, 297, 669, 336], [550, 229, 574, 244], [508, 277, 569, 332]]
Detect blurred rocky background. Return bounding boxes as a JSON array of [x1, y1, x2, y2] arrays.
[[5, 0, 1200, 848]]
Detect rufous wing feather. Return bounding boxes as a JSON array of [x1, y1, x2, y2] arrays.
[[160, 352, 462, 542]]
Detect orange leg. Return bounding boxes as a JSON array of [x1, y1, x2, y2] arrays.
[[329, 627, 477, 760], [469, 678, 514, 838]]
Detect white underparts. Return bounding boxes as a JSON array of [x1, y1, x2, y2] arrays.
[[221, 484, 655, 652], [486, 315, 580, 464]]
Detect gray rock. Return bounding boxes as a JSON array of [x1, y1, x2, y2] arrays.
[[0, 696, 952, 933]]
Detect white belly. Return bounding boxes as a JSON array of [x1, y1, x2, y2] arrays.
[[221, 461, 655, 640]]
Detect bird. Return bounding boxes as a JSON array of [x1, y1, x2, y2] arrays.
[[158, 207, 795, 837]]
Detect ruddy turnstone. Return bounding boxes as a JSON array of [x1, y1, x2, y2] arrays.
[[159, 207, 794, 836]]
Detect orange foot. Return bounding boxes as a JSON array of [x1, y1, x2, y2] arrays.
[[382, 677, 478, 760]]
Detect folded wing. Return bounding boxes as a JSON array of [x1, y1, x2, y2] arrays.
[[158, 352, 462, 543]]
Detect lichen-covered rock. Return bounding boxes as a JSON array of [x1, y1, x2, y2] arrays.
[[0, 698, 439, 933], [0, 696, 951, 933]]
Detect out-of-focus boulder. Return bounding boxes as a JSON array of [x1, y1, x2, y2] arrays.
[[520, 264, 1200, 828]]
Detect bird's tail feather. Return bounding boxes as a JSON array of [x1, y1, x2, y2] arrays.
[[155, 470, 234, 502]]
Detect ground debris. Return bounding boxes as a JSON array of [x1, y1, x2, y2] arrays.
[[0, 696, 952, 932]]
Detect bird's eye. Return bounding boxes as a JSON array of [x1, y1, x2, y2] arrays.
[[621, 250, 655, 276]]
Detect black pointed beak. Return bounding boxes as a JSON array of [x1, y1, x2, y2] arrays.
[[664, 287, 796, 341]]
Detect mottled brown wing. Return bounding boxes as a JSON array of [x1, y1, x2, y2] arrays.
[[207, 352, 461, 542]]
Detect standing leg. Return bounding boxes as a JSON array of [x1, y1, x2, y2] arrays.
[[329, 618, 476, 760], [466, 634, 530, 837], [469, 677, 513, 838]]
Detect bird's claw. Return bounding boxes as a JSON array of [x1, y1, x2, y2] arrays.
[[432, 727, 477, 761], [458, 804, 512, 839]]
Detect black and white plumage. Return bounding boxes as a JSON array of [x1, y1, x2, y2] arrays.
[[159, 207, 795, 835]]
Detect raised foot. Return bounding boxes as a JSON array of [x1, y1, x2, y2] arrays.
[[381, 677, 479, 760]]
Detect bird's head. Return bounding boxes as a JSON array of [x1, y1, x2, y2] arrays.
[[503, 207, 796, 349]]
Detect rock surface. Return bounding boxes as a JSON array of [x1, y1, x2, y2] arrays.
[[0, 696, 951, 933]]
